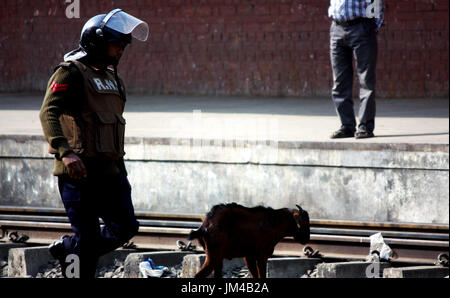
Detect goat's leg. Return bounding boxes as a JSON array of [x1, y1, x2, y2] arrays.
[[212, 260, 223, 278], [244, 257, 258, 278], [256, 257, 268, 278], [195, 255, 214, 278]]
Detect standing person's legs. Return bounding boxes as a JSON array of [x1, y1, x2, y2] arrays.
[[352, 19, 378, 137], [330, 22, 356, 138]]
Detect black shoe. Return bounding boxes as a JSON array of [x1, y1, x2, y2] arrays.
[[48, 236, 69, 277], [355, 130, 375, 139], [330, 128, 355, 139], [48, 239, 64, 259]]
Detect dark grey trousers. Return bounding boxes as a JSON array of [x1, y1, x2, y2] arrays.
[[330, 19, 378, 133]]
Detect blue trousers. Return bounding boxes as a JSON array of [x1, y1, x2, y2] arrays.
[[58, 173, 139, 278]]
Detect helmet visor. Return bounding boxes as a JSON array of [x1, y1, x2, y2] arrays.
[[104, 10, 149, 42]]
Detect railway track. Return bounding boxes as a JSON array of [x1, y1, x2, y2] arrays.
[[0, 206, 448, 265]]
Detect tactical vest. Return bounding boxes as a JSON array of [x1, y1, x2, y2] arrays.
[[50, 60, 126, 160]]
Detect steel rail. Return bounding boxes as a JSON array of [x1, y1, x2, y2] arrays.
[[1, 206, 448, 231], [0, 214, 448, 242], [1, 206, 448, 264]]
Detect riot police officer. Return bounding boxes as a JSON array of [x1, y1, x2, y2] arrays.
[[39, 9, 149, 278]]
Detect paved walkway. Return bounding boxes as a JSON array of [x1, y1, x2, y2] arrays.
[[0, 93, 448, 145]]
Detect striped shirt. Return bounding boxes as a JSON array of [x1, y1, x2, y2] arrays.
[[328, 0, 384, 28]]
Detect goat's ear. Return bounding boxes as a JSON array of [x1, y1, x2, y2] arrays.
[[296, 204, 303, 212]]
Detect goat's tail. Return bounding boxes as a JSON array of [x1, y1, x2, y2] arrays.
[[188, 227, 206, 240]]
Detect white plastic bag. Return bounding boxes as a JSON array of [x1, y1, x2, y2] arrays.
[[369, 232, 392, 261]]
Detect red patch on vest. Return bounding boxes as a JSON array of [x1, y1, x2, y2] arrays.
[[50, 81, 68, 92]]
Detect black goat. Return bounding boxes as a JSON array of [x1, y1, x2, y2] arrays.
[[188, 203, 310, 278]]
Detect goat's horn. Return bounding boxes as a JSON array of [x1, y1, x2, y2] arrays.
[[296, 204, 303, 211]]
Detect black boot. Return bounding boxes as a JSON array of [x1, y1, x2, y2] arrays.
[[48, 235, 70, 278]]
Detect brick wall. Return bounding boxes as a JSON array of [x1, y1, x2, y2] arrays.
[[0, 0, 448, 98]]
